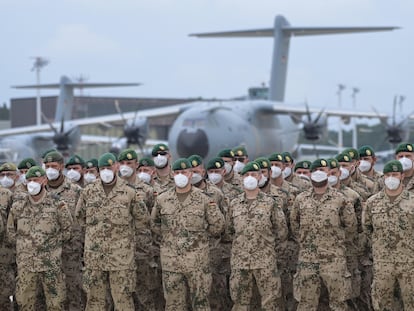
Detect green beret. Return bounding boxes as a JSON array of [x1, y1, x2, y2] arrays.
[[282, 152, 293, 163], [172, 158, 192, 171], [188, 154, 203, 168], [25, 166, 46, 179], [40, 148, 57, 159], [151, 143, 169, 156], [17, 158, 37, 170], [65, 154, 85, 167], [98, 153, 117, 167], [118, 148, 138, 162], [327, 158, 339, 169], [255, 157, 271, 169], [383, 160, 403, 174], [138, 157, 155, 168], [343, 148, 360, 160], [336, 152, 352, 163], [217, 148, 234, 158], [206, 157, 225, 170], [84, 158, 98, 169], [232, 146, 248, 157], [268, 153, 284, 162], [294, 160, 311, 171], [395, 142, 414, 154], [0, 162, 17, 172], [43, 151, 64, 163], [358, 145, 375, 157], [241, 161, 261, 175], [310, 158, 329, 172]]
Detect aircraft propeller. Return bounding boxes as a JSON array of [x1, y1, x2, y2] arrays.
[[290, 103, 327, 141], [42, 113, 77, 154]]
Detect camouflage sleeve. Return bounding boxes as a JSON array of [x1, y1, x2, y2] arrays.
[[205, 198, 225, 237], [272, 198, 288, 244], [0, 190, 12, 241], [75, 190, 86, 228], [132, 192, 150, 231], [289, 197, 300, 242], [58, 201, 73, 242], [223, 202, 235, 242], [361, 200, 373, 236], [6, 202, 21, 245], [150, 196, 161, 236], [340, 197, 357, 237]]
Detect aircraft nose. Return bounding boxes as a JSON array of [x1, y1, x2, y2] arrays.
[[176, 129, 209, 158]]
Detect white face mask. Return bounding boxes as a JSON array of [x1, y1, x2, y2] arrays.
[[297, 173, 310, 181], [311, 170, 328, 183], [27, 181, 42, 196], [243, 175, 258, 190], [224, 162, 232, 175], [358, 160, 372, 173], [100, 169, 115, 184], [283, 167, 292, 178], [66, 169, 81, 182], [119, 165, 134, 177], [84, 173, 97, 184], [174, 173, 189, 188], [398, 157, 413, 171], [271, 166, 282, 179], [0, 176, 14, 188], [208, 172, 222, 185], [339, 167, 350, 181], [18, 174, 27, 185], [233, 160, 245, 173], [384, 176, 401, 191], [191, 173, 203, 185], [46, 167, 60, 181], [138, 172, 151, 184], [328, 175, 338, 186], [154, 155, 168, 168], [258, 175, 268, 187]]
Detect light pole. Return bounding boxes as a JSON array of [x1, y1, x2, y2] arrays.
[[31, 57, 49, 126], [336, 84, 346, 149], [351, 87, 360, 148]]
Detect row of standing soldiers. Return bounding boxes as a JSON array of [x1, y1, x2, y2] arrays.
[[0, 142, 414, 310]]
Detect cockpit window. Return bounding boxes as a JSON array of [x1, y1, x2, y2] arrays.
[[182, 118, 206, 128]]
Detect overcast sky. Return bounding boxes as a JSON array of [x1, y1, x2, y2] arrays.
[[0, 0, 412, 122]]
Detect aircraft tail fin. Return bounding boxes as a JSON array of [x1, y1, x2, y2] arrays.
[[190, 15, 399, 102], [13, 76, 140, 123]]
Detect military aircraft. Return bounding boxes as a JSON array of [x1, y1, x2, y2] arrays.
[[0, 76, 140, 163], [0, 15, 407, 162]]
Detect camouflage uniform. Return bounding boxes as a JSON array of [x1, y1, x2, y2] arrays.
[[76, 177, 149, 311], [0, 187, 14, 311], [151, 186, 225, 311], [290, 187, 357, 311], [130, 177, 161, 311], [47, 178, 83, 311], [285, 173, 311, 192], [7, 191, 73, 310], [227, 192, 288, 311], [363, 189, 414, 310]]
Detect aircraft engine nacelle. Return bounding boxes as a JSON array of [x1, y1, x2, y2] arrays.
[[302, 113, 328, 141], [124, 117, 148, 146]]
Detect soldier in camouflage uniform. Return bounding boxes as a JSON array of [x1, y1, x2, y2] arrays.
[[151, 158, 225, 311], [294, 160, 312, 183], [44, 151, 84, 311], [231, 146, 249, 184], [152, 143, 175, 189], [16, 158, 38, 193], [0, 181, 14, 311], [358, 145, 384, 191], [118, 148, 161, 311], [66, 154, 86, 187], [0, 162, 20, 192], [269, 153, 300, 197], [363, 160, 414, 310], [83, 158, 99, 185], [394, 142, 414, 191], [218, 148, 242, 188], [76, 153, 149, 311], [256, 156, 298, 311], [282, 152, 311, 191], [188, 154, 230, 311], [290, 159, 357, 311], [226, 161, 287, 311], [7, 166, 73, 310], [137, 157, 163, 193]]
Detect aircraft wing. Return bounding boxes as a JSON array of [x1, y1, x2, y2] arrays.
[[0, 102, 194, 137]]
